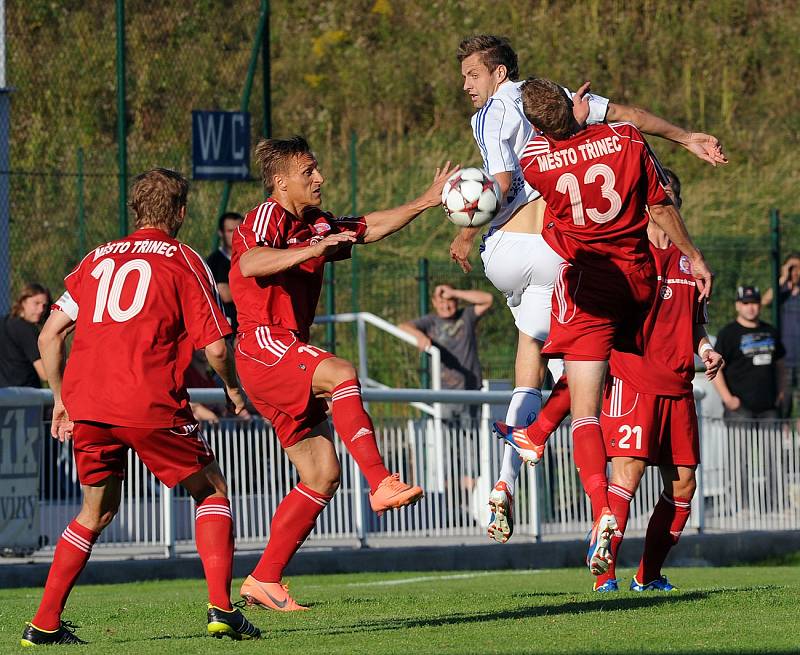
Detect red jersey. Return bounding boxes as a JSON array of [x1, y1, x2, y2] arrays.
[[520, 122, 668, 273], [610, 242, 707, 396], [229, 199, 367, 342], [55, 228, 231, 428]]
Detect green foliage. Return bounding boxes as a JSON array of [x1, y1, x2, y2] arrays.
[[6, 0, 800, 380], [2, 567, 800, 653]]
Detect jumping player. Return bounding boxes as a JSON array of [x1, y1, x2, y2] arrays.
[[509, 78, 713, 575], [230, 136, 453, 611], [593, 170, 724, 592], [451, 35, 727, 544], [22, 169, 261, 645]]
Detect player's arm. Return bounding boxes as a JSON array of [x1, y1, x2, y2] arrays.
[[38, 308, 76, 442], [648, 202, 713, 299], [359, 163, 456, 244], [693, 323, 723, 380], [605, 102, 727, 166], [216, 282, 233, 303], [203, 337, 246, 415], [238, 233, 357, 277], [776, 356, 787, 409]]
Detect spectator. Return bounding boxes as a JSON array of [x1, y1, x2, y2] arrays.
[[400, 284, 493, 418], [712, 285, 785, 420], [207, 211, 244, 331], [762, 252, 800, 417], [0, 282, 51, 388]]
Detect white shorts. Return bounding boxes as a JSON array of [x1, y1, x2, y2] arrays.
[[480, 230, 564, 341]]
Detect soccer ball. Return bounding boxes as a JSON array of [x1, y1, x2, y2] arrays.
[[441, 168, 501, 228]]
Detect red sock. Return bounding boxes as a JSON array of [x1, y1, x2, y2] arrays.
[[32, 520, 99, 630], [195, 496, 234, 610], [251, 483, 332, 583], [596, 483, 633, 585], [527, 375, 571, 446], [331, 380, 390, 491], [571, 417, 609, 520], [637, 493, 692, 583]]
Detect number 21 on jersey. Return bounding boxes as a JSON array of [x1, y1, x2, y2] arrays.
[[91, 258, 152, 323], [556, 163, 622, 226]]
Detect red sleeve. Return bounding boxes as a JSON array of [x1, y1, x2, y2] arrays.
[[63, 250, 93, 306], [177, 244, 233, 347], [637, 131, 668, 206], [519, 136, 551, 188]]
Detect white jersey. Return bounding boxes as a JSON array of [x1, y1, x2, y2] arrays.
[[471, 80, 609, 229]]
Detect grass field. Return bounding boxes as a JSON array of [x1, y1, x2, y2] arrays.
[[2, 565, 800, 654]]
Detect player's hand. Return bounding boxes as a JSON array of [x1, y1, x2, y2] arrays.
[[572, 81, 592, 126], [191, 403, 220, 424], [312, 231, 357, 258], [422, 161, 459, 209], [702, 349, 724, 380], [681, 132, 728, 167], [449, 231, 475, 273], [51, 400, 74, 442], [225, 386, 247, 415], [690, 256, 714, 300]]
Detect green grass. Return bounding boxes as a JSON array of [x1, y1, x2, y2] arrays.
[[2, 566, 799, 654]]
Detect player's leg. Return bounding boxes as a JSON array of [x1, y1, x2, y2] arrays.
[[313, 355, 423, 510], [594, 456, 646, 591], [23, 476, 122, 646], [565, 358, 617, 575], [243, 426, 339, 611], [488, 331, 547, 543], [181, 461, 261, 639], [633, 464, 696, 591]]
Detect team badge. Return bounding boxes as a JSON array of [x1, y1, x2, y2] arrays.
[[679, 255, 691, 274], [660, 285, 673, 299], [299, 363, 306, 370]]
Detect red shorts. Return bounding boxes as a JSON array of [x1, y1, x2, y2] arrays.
[[543, 261, 655, 361], [235, 326, 334, 447], [72, 421, 215, 488], [600, 376, 700, 466]]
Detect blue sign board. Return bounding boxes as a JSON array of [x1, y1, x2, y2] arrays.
[[192, 110, 250, 180]]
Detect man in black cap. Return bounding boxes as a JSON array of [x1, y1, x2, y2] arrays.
[[712, 285, 786, 420]]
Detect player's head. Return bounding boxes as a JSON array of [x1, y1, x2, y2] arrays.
[[12, 282, 50, 325], [129, 168, 189, 237], [254, 136, 324, 208], [662, 168, 682, 209], [432, 285, 458, 319], [457, 34, 518, 109], [520, 78, 578, 140], [217, 211, 243, 251], [735, 285, 761, 322]]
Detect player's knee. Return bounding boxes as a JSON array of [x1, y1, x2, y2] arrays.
[[331, 359, 358, 386], [303, 462, 341, 496], [673, 476, 697, 500]]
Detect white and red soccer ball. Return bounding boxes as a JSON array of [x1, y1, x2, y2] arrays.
[[441, 168, 501, 228]]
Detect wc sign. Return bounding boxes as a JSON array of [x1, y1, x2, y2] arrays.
[[192, 110, 250, 180]]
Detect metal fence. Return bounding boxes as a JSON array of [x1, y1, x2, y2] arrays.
[[37, 410, 800, 557]]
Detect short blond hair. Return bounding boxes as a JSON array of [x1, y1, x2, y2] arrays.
[[129, 168, 188, 232], [254, 136, 313, 194]]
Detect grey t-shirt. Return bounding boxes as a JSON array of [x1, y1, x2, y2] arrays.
[[412, 306, 482, 390]]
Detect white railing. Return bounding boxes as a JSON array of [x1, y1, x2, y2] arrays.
[[33, 392, 800, 557]]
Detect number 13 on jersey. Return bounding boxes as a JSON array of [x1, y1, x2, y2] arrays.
[[556, 163, 622, 226]]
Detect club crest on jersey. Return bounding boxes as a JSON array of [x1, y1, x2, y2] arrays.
[[679, 255, 691, 274], [660, 285, 673, 300], [313, 222, 331, 234]]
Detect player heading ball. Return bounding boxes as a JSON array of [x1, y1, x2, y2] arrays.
[[513, 78, 713, 575], [229, 136, 455, 611]]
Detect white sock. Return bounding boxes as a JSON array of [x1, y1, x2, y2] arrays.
[[497, 387, 542, 490]]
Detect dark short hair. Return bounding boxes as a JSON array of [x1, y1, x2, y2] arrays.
[[662, 168, 682, 205], [520, 78, 575, 140], [129, 168, 188, 232], [456, 34, 519, 81], [254, 136, 313, 194], [217, 211, 243, 232]]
